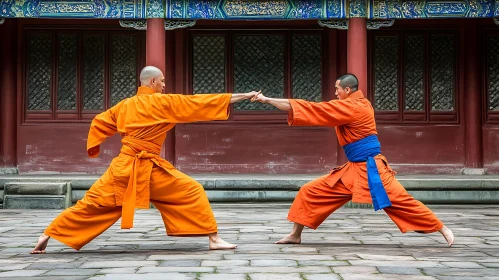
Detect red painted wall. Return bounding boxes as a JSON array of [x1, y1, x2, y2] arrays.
[[16, 123, 338, 175], [16, 118, 467, 174], [175, 124, 337, 174], [17, 125, 121, 174], [483, 127, 499, 173], [377, 125, 465, 174]]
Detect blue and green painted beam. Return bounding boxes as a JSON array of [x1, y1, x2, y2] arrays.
[[0, 0, 498, 19]]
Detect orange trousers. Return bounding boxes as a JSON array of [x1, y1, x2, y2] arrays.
[[44, 166, 217, 250], [288, 175, 444, 233]]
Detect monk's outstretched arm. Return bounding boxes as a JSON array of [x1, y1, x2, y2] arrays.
[[255, 93, 355, 127], [159, 91, 259, 123], [258, 97, 292, 111]]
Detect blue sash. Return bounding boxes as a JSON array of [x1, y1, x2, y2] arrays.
[[342, 134, 392, 211]]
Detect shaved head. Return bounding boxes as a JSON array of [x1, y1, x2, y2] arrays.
[[334, 73, 359, 100], [337, 73, 358, 92], [140, 66, 165, 93], [140, 66, 163, 85]]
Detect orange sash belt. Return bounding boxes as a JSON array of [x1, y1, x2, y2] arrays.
[[120, 136, 162, 229]]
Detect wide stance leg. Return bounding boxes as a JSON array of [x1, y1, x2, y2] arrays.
[[149, 166, 236, 249], [383, 178, 443, 233], [288, 176, 352, 229], [383, 178, 454, 246], [42, 173, 121, 251], [277, 176, 352, 244]]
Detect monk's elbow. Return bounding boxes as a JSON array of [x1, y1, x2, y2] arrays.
[[87, 147, 99, 158]]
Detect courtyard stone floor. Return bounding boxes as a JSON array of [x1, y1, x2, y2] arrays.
[[0, 203, 498, 279]]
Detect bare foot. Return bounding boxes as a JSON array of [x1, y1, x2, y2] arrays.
[[275, 235, 301, 244], [30, 234, 50, 254], [439, 225, 455, 247], [209, 234, 237, 250]]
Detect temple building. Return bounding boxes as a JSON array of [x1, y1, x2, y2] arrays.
[[1, 0, 498, 179]]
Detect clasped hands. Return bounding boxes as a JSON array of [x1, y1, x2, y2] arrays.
[[246, 91, 268, 103]]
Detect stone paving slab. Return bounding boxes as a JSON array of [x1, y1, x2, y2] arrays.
[[0, 203, 498, 279]]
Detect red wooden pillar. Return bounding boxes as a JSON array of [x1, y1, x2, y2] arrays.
[[463, 20, 484, 173], [146, 18, 166, 74], [347, 18, 368, 95], [146, 18, 175, 164], [0, 19, 17, 171]]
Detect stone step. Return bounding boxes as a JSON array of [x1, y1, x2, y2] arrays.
[[2, 175, 499, 207], [4, 175, 499, 190], [2, 182, 72, 209], [4, 182, 68, 195], [4, 195, 69, 209]]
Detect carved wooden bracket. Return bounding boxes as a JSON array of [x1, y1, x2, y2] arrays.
[[119, 20, 147, 30], [318, 19, 349, 30], [164, 19, 196, 30], [367, 19, 395, 30]]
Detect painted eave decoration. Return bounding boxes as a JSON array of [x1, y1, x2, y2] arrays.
[[0, 0, 498, 19]]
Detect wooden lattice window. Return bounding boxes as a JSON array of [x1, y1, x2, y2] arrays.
[[486, 32, 499, 123], [24, 29, 143, 122], [369, 31, 459, 123], [189, 31, 324, 121]]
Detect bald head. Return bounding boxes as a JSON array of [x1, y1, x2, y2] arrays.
[[140, 66, 163, 85], [140, 66, 165, 93], [337, 73, 358, 92]]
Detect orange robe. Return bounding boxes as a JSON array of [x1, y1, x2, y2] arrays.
[[287, 90, 443, 233], [44, 86, 231, 250]]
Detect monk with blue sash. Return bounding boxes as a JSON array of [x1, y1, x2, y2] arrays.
[[253, 73, 455, 247]]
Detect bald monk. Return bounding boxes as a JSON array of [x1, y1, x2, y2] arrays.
[[31, 66, 260, 254], [253, 73, 455, 247]]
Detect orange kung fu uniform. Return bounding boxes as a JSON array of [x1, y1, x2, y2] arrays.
[[286, 90, 444, 233], [44, 86, 231, 250]]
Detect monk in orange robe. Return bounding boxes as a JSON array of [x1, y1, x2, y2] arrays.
[[31, 66, 260, 253], [253, 73, 455, 247]]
